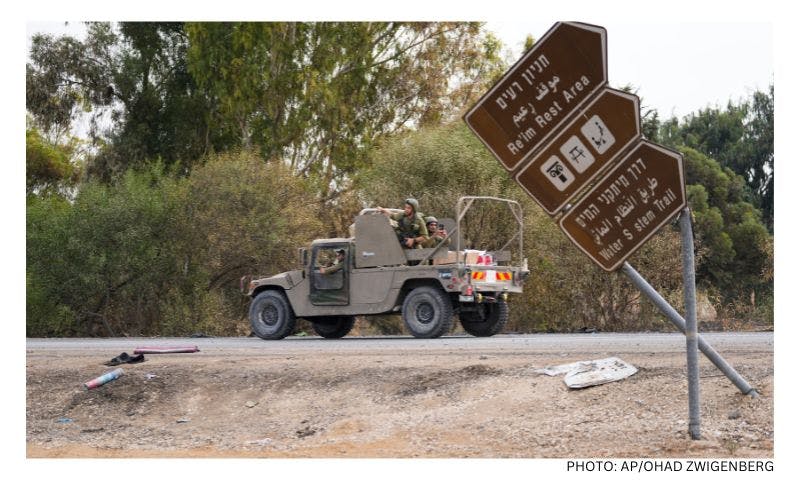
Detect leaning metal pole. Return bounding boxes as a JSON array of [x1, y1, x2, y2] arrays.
[[680, 208, 701, 439], [620, 263, 758, 398]]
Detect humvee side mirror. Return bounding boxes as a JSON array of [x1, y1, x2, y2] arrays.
[[299, 248, 308, 267]]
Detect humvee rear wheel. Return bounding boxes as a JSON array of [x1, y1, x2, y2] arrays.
[[460, 300, 508, 337], [402, 286, 453, 339], [249, 290, 296, 340], [311, 316, 356, 339]]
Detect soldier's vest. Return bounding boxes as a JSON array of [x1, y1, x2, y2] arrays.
[[397, 212, 425, 236]]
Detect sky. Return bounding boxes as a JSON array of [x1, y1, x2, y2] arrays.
[[26, 20, 773, 123], [486, 22, 773, 120]]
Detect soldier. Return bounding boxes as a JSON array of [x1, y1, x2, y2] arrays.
[[421, 216, 451, 248], [319, 249, 346, 274], [377, 198, 429, 249]]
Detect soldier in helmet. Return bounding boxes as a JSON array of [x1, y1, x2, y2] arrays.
[[421, 216, 450, 249], [377, 198, 429, 249]]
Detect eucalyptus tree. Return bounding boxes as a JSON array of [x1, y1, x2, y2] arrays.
[[186, 22, 505, 198]]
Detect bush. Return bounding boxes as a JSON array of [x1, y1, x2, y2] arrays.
[[170, 151, 324, 332], [27, 152, 324, 337], [27, 164, 182, 336]]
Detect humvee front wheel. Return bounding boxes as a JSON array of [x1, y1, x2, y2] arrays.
[[249, 290, 296, 340], [460, 300, 508, 337], [311, 316, 356, 339], [402, 286, 453, 339]]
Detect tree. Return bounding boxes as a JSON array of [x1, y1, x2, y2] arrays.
[[185, 22, 505, 198], [27, 22, 217, 179], [26, 125, 78, 195], [658, 86, 774, 229], [740, 85, 774, 229], [681, 147, 771, 302], [26, 152, 326, 337]]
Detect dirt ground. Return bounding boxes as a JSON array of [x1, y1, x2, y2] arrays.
[[26, 347, 773, 458]]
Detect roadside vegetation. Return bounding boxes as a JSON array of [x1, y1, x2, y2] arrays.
[[26, 22, 773, 336]]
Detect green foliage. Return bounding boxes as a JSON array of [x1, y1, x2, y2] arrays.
[[26, 153, 324, 337], [27, 22, 216, 179], [26, 126, 77, 195], [27, 164, 181, 336], [26, 195, 79, 336], [657, 86, 774, 229], [358, 123, 528, 253], [175, 150, 323, 298], [185, 22, 504, 196], [25, 23, 773, 335], [28, 21, 504, 195], [741, 86, 774, 228], [681, 147, 771, 301]]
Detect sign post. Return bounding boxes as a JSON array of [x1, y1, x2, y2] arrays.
[[463, 21, 760, 439], [680, 209, 702, 439]]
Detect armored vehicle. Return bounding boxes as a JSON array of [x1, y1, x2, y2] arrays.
[[243, 196, 529, 339]]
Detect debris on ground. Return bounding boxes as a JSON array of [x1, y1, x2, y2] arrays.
[[296, 425, 317, 438], [133, 346, 200, 354], [535, 357, 637, 388], [245, 438, 272, 446], [84, 368, 124, 390], [104, 352, 145, 366]]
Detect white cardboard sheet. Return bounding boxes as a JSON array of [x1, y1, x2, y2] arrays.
[[535, 356, 638, 388]]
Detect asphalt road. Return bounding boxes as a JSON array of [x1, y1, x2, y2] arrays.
[[26, 332, 773, 357]]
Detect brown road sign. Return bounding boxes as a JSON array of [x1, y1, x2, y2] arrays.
[[464, 22, 607, 172], [514, 87, 640, 215], [559, 140, 687, 271]]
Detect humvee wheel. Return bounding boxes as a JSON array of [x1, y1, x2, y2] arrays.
[[249, 290, 296, 340], [311, 316, 356, 339], [460, 300, 508, 337], [402, 286, 453, 339]]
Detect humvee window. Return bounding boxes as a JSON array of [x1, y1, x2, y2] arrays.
[[313, 246, 345, 290]]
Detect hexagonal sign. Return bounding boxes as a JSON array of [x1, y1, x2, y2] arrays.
[[559, 140, 687, 271], [464, 22, 608, 172]]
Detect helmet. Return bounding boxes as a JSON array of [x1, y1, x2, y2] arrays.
[[424, 216, 438, 225], [404, 198, 419, 213], [335, 249, 346, 255]]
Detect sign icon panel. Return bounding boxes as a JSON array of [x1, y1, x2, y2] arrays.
[[581, 115, 615, 154], [541, 156, 575, 191], [515, 88, 641, 215], [559, 135, 595, 173]]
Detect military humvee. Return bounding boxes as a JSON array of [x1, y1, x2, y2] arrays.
[[243, 196, 529, 339]]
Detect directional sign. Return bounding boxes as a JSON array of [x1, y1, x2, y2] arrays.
[[514, 87, 640, 215], [559, 140, 687, 271], [464, 22, 607, 171]]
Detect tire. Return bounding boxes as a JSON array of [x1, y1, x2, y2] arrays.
[[402, 286, 454, 339], [460, 300, 508, 337], [249, 290, 296, 340], [311, 316, 356, 339]]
